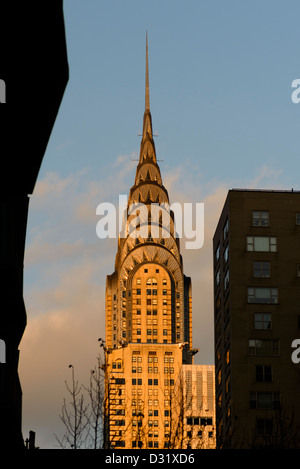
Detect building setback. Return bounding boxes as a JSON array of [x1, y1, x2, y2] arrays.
[[213, 189, 300, 448], [171, 364, 216, 449]]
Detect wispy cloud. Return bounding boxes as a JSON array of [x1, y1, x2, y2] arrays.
[[21, 157, 284, 447]]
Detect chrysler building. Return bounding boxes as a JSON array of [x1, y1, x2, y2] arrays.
[[103, 34, 197, 449]]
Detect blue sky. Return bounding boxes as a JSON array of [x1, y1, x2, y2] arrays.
[[40, 0, 300, 185], [20, 0, 300, 449]]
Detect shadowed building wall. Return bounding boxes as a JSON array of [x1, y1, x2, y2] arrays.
[[0, 1, 68, 449], [213, 189, 300, 448]]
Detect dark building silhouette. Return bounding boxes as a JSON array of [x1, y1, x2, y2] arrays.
[[213, 189, 300, 448], [0, 1, 68, 449]]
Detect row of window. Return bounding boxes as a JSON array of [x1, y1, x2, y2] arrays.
[[217, 338, 281, 361], [248, 339, 279, 356], [217, 236, 278, 265], [186, 417, 213, 426], [131, 399, 171, 408], [133, 308, 169, 315], [134, 430, 168, 438], [216, 282, 280, 304], [223, 211, 300, 234], [217, 391, 280, 412], [132, 355, 174, 363], [253, 210, 300, 227], [133, 409, 171, 416], [131, 440, 171, 449], [135, 288, 168, 295], [129, 378, 175, 386], [132, 317, 169, 325], [133, 329, 170, 335], [133, 338, 174, 344], [132, 367, 174, 374], [133, 298, 168, 305], [217, 210, 300, 261], [216, 260, 300, 290], [136, 277, 168, 285]]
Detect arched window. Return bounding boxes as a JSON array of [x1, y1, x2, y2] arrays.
[[113, 359, 123, 370], [147, 277, 157, 285]]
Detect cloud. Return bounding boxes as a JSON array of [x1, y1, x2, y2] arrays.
[[20, 157, 284, 447], [240, 164, 284, 190]]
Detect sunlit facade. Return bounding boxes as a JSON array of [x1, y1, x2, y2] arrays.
[[103, 35, 194, 449]]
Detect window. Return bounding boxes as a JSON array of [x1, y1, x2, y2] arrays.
[[114, 378, 125, 385], [224, 270, 229, 290], [148, 379, 158, 386], [114, 440, 125, 447], [256, 365, 273, 382], [254, 313, 272, 330], [253, 261, 270, 278], [216, 269, 220, 286], [247, 236, 277, 252], [223, 218, 229, 239], [200, 417, 213, 426], [224, 245, 229, 263], [136, 289, 141, 295], [297, 264, 300, 277], [252, 211, 269, 226], [256, 418, 273, 436], [215, 243, 220, 261], [296, 213, 300, 225], [248, 339, 279, 356], [248, 287, 278, 304], [113, 420, 125, 427], [147, 277, 157, 285], [250, 392, 280, 409]]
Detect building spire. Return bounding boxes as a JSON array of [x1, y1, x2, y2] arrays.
[[138, 30, 156, 166], [145, 30, 150, 112]]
